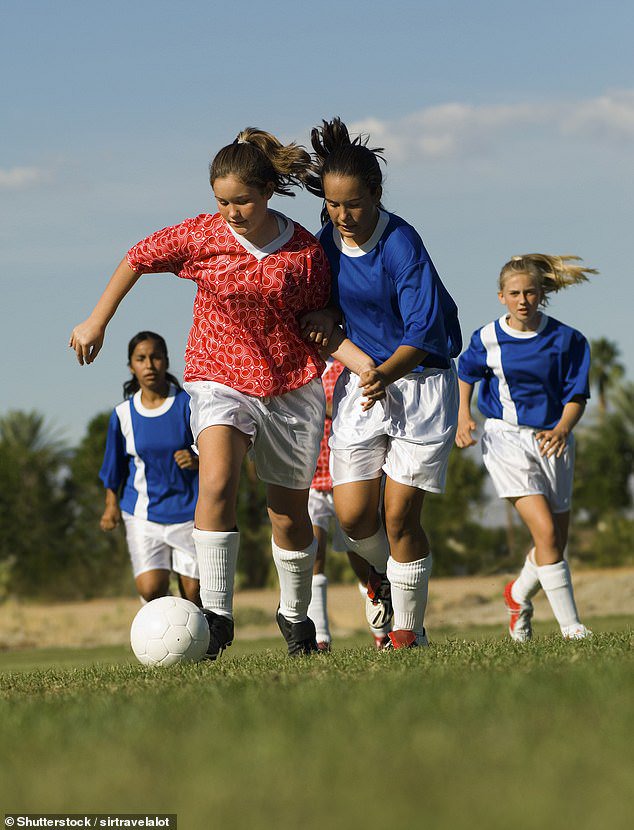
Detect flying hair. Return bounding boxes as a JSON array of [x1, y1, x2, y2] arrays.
[[209, 128, 312, 197], [499, 254, 598, 306]]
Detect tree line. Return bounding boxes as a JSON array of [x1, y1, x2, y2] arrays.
[[1, 339, 631, 600]]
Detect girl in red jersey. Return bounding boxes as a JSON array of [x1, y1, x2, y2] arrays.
[[70, 129, 340, 658]]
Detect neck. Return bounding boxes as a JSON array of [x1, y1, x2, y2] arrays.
[[506, 312, 542, 332], [140, 380, 170, 407]]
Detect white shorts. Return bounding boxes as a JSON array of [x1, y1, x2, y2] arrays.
[[122, 513, 199, 579], [308, 488, 348, 552], [329, 365, 458, 493], [185, 379, 325, 490], [481, 419, 576, 513]]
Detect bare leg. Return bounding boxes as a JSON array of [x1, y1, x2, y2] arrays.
[[177, 574, 201, 606], [135, 569, 171, 602], [195, 425, 250, 530], [512, 495, 562, 565]]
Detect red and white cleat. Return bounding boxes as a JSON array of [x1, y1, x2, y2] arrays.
[[504, 580, 533, 642], [385, 629, 429, 650]]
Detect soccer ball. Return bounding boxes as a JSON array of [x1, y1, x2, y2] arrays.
[[130, 596, 210, 667]]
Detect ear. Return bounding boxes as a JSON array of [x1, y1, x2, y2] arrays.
[[374, 185, 383, 205], [497, 291, 506, 305], [263, 181, 275, 200]]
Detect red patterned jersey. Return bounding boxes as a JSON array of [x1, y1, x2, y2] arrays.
[[311, 359, 346, 491], [126, 213, 330, 396]]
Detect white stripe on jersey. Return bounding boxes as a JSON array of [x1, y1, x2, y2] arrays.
[[115, 400, 149, 520], [480, 322, 518, 425]]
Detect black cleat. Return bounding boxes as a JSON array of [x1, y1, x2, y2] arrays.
[[202, 610, 234, 660], [276, 609, 319, 657]]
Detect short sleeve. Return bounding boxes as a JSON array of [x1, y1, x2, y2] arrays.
[[562, 331, 591, 403], [99, 409, 128, 491], [126, 217, 201, 277], [458, 329, 488, 384]]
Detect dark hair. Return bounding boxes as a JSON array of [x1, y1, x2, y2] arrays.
[[123, 331, 182, 398], [306, 117, 386, 224], [209, 127, 312, 197]]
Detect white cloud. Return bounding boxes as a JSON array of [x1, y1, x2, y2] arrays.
[[350, 91, 634, 163], [0, 166, 49, 189]]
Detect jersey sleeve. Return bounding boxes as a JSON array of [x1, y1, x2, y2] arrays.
[[126, 216, 201, 277], [98, 409, 128, 491], [458, 329, 488, 384], [562, 331, 591, 403], [385, 229, 453, 362]]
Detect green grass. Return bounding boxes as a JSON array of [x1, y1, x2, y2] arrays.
[[0, 624, 632, 830]]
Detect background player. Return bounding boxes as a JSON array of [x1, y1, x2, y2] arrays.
[[307, 357, 393, 650], [456, 254, 596, 640], [304, 117, 462, 650], [71, 129, 332, 659], [100, 331, 200, 604]]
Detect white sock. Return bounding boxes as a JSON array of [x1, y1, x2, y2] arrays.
[[340, 524, 389, 573], [537, 560, 581, 631], [511, 548, 541, 604], [192, 528, 240, 620], [308, 573, 330, 643], [386, 554, 432, 639], [272, 537, 317, 623]]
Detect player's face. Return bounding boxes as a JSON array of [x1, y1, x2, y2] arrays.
[[213, 174, 276, 246], [498, 273, 543, 330], [129, 339, 168, 392], [323, 174, 381, 247]]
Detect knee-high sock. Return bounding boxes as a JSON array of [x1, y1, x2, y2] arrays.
[[511, 548, 541, 604], [537, 560, 581, 631], [387, 554, 432, 639], [308, 573, 330, 643], [340, 525, 389, 574], [193, 529, 240, 620], [272, 537, 317, 623]]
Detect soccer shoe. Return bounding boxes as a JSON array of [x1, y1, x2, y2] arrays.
[[504, 580, 534, 642], [202, 610, 234, 660], [373, 633, 391, 650], [276, 609, 319, 656], [317, 641, 332, 653], [561, 624, 593, 640], [366, 568, 394, 630], [385, 629, 429, 650]]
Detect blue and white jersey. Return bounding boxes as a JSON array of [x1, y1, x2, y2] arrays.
[[99, 386, 198, 523], [458, 314, 590, 429], [318, 210, 462, 370]]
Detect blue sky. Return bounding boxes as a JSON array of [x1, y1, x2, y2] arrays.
[[1, 0, 632, 443]]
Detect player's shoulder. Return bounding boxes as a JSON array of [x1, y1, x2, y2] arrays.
[[543, 315, 588, 344]]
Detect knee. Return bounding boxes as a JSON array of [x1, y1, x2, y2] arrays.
[[384, 503, 418, 543]]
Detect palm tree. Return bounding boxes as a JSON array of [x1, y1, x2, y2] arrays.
[[589, 338, 624, 416]]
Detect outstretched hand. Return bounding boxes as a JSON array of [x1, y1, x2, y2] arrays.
[[300, 309, 338, 347], [69, 320, 106, 365]]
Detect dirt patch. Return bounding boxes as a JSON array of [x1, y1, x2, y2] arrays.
[[1, 567, 633, 651]]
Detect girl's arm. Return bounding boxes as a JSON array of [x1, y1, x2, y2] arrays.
[[455, 379, 478, 448], [69, 258, 141, 365], [100, 488, 122, 532], [535, 396, 586, 458], [358, 345, 428, 405]]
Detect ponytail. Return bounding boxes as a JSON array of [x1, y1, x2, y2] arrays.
[[499, 254, 598, 305], [209, 128, 312, 196], [306, 117, 386, 224]]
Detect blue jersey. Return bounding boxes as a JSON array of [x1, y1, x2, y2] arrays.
[[99, 386, 198, 523], [318, 211, 461, 370], [458, 314, 590, 429]]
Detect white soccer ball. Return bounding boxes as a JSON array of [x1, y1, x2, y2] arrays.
[[130, 596, 210, 667]]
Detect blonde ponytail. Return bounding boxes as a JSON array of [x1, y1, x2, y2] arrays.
[[499, 254, 598, 305]]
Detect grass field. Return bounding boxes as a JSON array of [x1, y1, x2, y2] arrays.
[[1, 620, 632, 830]]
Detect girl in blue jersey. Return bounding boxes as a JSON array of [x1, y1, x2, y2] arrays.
[[304, 117, 462, 649], [456, 254, 597, 640], [100, 331, 200, 605]]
